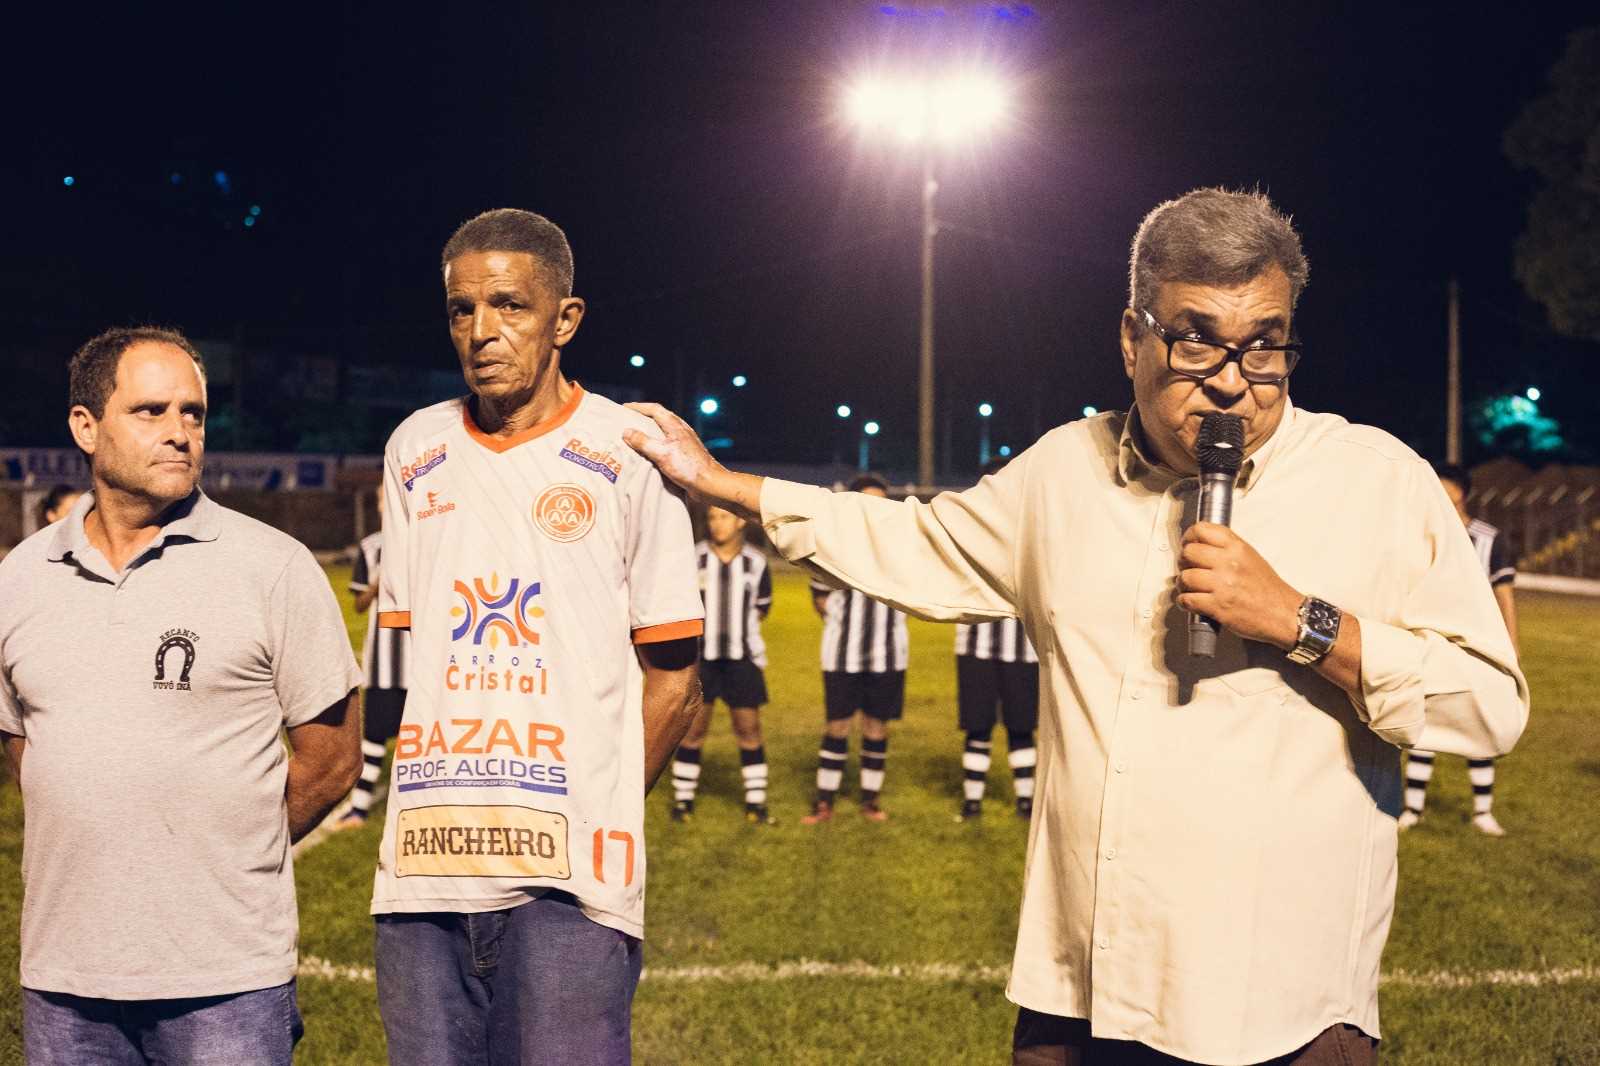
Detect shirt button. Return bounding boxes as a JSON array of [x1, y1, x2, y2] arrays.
[[1130, 691, 1142, 701], [1114, 761, 1127, 773], [1141, 608, 1153, 619], [1104, 848, 1117, 860], [1157, 542, 1170, 552], [1098, 937, 1110, 950]]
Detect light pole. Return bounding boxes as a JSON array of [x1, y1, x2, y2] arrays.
[[844, 72, 1010, 489], [977, 401, 993, 467]]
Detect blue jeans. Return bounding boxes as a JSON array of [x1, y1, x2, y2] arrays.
[[22, 980, 301, 1065], [376, 891, 642, 1066]]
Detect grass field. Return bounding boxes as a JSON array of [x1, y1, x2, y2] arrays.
[[2, 567, 1598, 1064]]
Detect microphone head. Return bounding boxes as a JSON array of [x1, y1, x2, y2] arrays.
[[1196, 412, 1245, 476]]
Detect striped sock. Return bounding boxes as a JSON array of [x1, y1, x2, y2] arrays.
[[672, 746, 702, 804], [1007, 730, 1037, 800], [1404, 751, 1434, 814], [350, 739, 386, 815], [963, 734, 992, 802], [860, 736, 889, 804], [740, 745, 769, 806], [816, 735, 848, 805], [1468, 758, 1496, 815]]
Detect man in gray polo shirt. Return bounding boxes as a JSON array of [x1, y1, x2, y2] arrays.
[[0, 326, 363, 1065]]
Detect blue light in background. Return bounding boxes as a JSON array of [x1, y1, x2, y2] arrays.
[[249, 204, 262, 217], [62, 176, 74, 187], [213, 170, 229, 187], [999, 445, 1012, 457], [1082, 405, 1098, 417], [1526, 387, 1541, 402], [699, 397, 719, 416], [732, 374, 748, 388], [629, 353, 645, 368], [170, 172, 183, 185], [243, 216, 256, 228]]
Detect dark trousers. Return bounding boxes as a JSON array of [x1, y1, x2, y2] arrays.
[[1013, 1010, 1378, 1066]]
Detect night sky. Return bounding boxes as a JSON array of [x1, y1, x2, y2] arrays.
[[4, 1, 1595, 474]]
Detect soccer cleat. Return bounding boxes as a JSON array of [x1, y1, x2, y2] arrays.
[[1397, 809, 1421, 831], [860, 800, 889, 823], [745, 804, 778, 826], [671, 799, 695, 823], [329, 810, 368, 832], [1015, 797, 1033, 820], [1472, 812, 1506, 837], [799, 800, 834, 825], [957, 799, 983, 822]]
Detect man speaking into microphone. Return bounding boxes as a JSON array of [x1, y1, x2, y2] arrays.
[[624, 188, 1527, 1065]]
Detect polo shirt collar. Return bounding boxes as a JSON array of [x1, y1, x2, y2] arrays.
[[1116, 397, 1297, 493], [47, 490, 221, 566]]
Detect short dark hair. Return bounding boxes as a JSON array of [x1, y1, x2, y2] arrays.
[[68, 326, 206, 419], [37, 484, 78, 526], [440, 208, 575, 296], [1129, 188, 1310, 314], [848, 474, 890, 494], [1432, 461, 1471, 496]]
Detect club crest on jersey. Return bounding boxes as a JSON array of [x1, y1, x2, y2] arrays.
[[557, 437, 621, 483], [533, 483, 596, 543], [401, 444, 447, 491], [450, 575, 544, 648]]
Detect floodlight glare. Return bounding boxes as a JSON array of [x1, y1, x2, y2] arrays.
[[699, 397, 719, 416], [1082, 405, 1098, 417], [1526, 387, 1541, 402], [978, 402, 993, 417], [732, 374, 748, 387], [629, 354, 645, 368], [845, 73, 1009, 142], [864, 421, 880, 436]]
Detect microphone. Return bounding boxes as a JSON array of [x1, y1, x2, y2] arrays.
[[1187, 412, 1245, 658]]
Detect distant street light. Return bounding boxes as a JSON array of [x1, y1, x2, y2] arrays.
[[998, 445, 1012, 458], [1526, 386, 1541, 402], [864, 420, 880, 436], [630, 353, 646, 368], [732, 374, 748, 388], [1082, 405, 1098, 418], [844, 70, 1011, 488], [836, 404, 852, 419], [699, 397, 719, 416]]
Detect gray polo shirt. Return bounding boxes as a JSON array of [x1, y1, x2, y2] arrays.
[[0, 491, 359, 999]]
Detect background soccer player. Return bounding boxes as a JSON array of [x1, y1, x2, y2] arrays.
[[670, 504, 776, 824], [332, 486, 410, 831], [1400, 462, 1520, 836], [802, 475, 909, 824]]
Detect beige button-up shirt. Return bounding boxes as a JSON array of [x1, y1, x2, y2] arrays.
[[760, 402, 1527, 1065]]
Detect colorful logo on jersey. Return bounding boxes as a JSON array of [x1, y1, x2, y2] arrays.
[[401, 444, 447, 491], [395, 805, 570, 880], [418, 489, 456, 521], [152, 627, 198, 691], [450, 575, 544, 648], [533, 483, 596, 542], [558, 437, 621, 483], [393, 718, 568, 797]]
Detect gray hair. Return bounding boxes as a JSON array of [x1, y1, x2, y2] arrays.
[[441, 208, 575, 297], [1128, 188, 1310, 315]]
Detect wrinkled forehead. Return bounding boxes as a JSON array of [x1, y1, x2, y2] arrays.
[[443, 250, 551, 292]]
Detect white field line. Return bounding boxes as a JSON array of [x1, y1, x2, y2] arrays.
[[297, 956, 1600, 990]]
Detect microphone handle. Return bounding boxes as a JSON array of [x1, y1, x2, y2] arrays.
[[1188, 471, 1236, 657]]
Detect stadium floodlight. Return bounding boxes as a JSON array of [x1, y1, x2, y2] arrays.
[[1082, 405, 1098, 417], [842, 68, 1012, 489], [863, 421, 880, 436], [629, 354, 646, 368], [1526, 386, 1541, 402], [978, 402, 993, 417], [732, 374, 748, 387], [836, 404, 852, 419], [699, 397, 719, 416]]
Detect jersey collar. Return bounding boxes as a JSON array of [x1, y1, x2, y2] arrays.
[[462, 384, 586, 454]]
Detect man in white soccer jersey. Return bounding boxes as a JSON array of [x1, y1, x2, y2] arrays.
[[1400, 462, 1520, 836], [955, 460, 1039, 823], [333, 486, 411, 830], [670, 504, 776, 824], [371, 209, 704, 1066], [625, 190, 1527, 1065], [802, 475, 909, 825]]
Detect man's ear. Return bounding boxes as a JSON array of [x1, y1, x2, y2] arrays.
[[553, 296, 587, 349], [67, 405, 98, 456], [1119, 309, 1141, 383]]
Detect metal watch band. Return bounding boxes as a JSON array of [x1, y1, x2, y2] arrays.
[[1286, 596, 1341, 666]]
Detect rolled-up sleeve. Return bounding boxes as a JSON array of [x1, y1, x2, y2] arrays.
[[1352, 461, 1528, 757], [760, 452, 1028, 622]]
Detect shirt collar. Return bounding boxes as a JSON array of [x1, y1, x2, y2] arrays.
[[1116, 396, 1297, 493], [47, 489, 221, 565]]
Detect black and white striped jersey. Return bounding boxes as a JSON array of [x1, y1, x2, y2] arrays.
[[812, 580, 909, 674], [1467, 518, 1516, 587], [697, 542, 772, 666], [954, 618, 1038, 663], [352, 531, 410, 690]]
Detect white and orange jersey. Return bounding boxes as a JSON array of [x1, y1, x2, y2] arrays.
[[372, 385, 702, 938]]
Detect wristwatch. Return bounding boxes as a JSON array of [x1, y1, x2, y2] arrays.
[[1286, 597, 1342, 666]]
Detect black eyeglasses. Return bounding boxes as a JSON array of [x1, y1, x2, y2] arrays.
[[1139, 308, 1301, 385]]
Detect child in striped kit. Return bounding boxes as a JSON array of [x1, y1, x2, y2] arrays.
[[670, 505, 776, 824]]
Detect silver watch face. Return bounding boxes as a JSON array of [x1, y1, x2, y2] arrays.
[[1302, 598, 1341, 639]]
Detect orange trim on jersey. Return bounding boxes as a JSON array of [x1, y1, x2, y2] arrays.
[[377, 611, 412, 629], [631, 619, 704, 644], [462, 384, 586, 454]]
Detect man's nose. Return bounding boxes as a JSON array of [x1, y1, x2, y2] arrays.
[[1204, 358, 1250, 401], [471, 305, 499, 345], [164, 413, 194, 450]]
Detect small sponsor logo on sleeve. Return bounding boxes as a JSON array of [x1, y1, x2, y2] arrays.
[[557, 438, 621, 482], [401, 444, 448, 491], [396, 804, 570, 879]]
